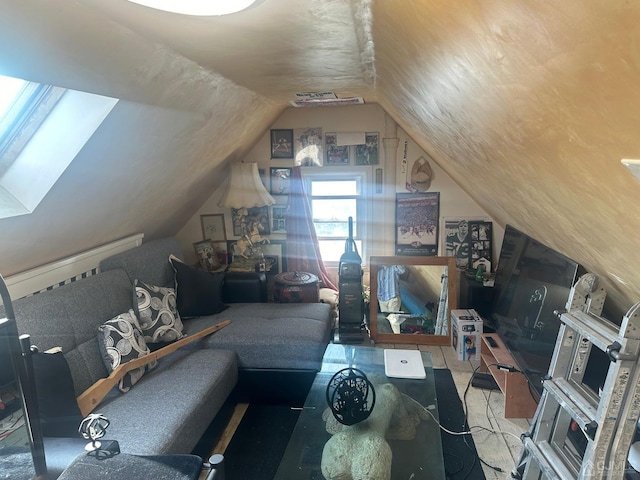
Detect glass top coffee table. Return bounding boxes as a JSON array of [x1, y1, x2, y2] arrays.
[[274, 344, 445, 480]]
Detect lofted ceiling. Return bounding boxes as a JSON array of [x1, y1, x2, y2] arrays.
[[0, 0, 638, 319]]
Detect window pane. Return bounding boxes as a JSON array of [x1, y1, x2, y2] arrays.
[[312, 199, 357, 237], [312, 198, 356, 221], [319, 240, 363, 263], [311, 180, 358, 196], [0, 75, 27, 121], [315, 220, 358, 238]]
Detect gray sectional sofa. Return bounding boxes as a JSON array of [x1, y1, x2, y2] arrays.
[[9, 237, 332, 457]]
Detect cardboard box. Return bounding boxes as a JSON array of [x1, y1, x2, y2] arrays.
[[451, 309, 483, 361]]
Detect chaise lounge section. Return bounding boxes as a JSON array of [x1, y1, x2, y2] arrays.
[[8, 236, 332, 459]]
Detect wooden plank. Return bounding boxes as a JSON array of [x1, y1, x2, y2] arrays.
[[419, 345, 446, 368], [198, 402, 250, 480], [212, 403, 249, 455], [77, 321, 231, 416]]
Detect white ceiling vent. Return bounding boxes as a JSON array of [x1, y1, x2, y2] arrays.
[[290, 92, 364, 108]]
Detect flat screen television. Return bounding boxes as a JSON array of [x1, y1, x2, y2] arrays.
[[486, 225, 587, 396]]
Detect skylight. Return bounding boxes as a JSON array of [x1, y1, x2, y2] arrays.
[[0, 74, 118, 219]]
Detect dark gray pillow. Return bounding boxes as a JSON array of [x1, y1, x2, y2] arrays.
[[97, 310, 156, 393], [133, 280, 184, 344], [169, 254, 227, 318]]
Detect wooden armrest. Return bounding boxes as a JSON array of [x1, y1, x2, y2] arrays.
[[77, 320, 231, 416]]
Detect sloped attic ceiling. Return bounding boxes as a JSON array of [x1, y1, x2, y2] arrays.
[[0, 0, 638, 318]]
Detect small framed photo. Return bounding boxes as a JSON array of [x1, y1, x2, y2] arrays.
[[270, 203, 287, 233], [193, 239, 223, 272], [211, 241, 229, 265], [325, 132, 350, 165], [355, 132, 380, 165], [294, 127, 323, 167], [200, 214, 226, 241], [468, 221, 493, 272], [231, 206, 270, 238], [270, 167, 292, 195], [270, 129, 294, 159]]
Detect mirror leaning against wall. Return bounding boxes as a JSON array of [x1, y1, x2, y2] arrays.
[[369, 256, 457, 346]]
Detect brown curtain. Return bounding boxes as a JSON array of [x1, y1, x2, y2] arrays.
[[285, 167, 338, 290]]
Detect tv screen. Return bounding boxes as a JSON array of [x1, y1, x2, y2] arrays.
[[488, 225, 585, 396]]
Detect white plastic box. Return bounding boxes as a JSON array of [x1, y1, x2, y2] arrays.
[[451, 309, 483, 361]]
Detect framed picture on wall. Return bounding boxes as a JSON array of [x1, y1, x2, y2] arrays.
[[355, 132, 379, 165], [441, 216, 491, 270], [468, 220, 493, 272], [270, 129, 294, 159], [200, 214, 226, 241], [395, 192, 440, 256], [210, 241, 229, 266], [294, 127, 323, 167], [270, 204, 287, 233], [270, 167, 292, 195], [325, 132, 350, 165], [193, 239, 224, 272], [231, 206, 270, 238]]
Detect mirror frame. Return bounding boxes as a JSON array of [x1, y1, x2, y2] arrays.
[[369, 256, 457, 345]]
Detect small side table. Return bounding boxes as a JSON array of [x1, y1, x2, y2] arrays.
[[459, 273, 494, 318], [222, 271, 267, 303]]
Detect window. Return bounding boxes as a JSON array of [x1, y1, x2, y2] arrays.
[[308, 176, 363, 263]]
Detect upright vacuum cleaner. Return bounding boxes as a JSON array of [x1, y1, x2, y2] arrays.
[[338, 217, 364, 342]]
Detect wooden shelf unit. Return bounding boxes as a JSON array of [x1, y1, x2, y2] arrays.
[[479, 333, 538, 419]]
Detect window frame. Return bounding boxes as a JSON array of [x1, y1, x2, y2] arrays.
[[305, 172, 367, 265]]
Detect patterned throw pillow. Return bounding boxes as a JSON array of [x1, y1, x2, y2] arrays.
[[97, 310, 157, 392], [133, 280, 184, 344]]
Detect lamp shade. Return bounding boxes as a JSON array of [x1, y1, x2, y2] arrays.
[[218, 162, 276, 209], [127, 0, 257, 16]]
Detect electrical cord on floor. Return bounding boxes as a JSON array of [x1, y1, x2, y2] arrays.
[[462, 363, 530, 478], [401, 362, 528, 478], [402, 378, 521, 479]]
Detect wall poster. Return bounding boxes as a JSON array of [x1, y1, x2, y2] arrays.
[[441, 217, 492, 271], [395, 192, 440, 256]]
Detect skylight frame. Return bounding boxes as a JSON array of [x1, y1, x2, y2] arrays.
[[0, 76, 66, 176]]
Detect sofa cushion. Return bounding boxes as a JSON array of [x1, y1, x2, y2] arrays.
[[133, 280, 184, 344], [169, 255, 227, 318], [183, 302, 332, 371], [97, 348, 238, 455], [11, 269, 133, 396], [97, 310, 157, 392]]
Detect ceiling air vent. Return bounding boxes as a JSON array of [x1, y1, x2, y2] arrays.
[[290, 92, 364, 108]]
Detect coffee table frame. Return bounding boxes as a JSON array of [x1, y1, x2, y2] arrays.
[[275, 344, 445, 479]]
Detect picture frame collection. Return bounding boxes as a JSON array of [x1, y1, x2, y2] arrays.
[[269, 128, 380, 167]]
